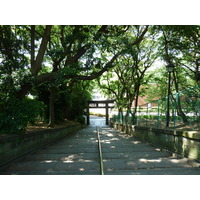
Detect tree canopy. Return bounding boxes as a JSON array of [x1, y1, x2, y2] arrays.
[[0, 25, 199, 133]]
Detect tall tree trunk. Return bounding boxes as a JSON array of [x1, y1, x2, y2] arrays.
[[31, 25, 35, 68], [162, 26, 187, 124], [48, 86, 56, 127], [172, 71, 188, 123], [118, 107, 123, 123], [31, 25, 52, 75], [132, 83, 140, 125], [17, 25, 52, 100]]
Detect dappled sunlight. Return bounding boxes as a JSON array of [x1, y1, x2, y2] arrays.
[[110, 137, 119, 141], [188, 148, 198, 159], [40, 160, 57, 163], [154, 148, 162, 151], [131, 141, 142, 144], [106, 133, 114, 137], [63, 160, 74, 163], [3, 116, 199, 175], [139, 158, 162, 163], [61, 154, 80, 161], [169, 158, 187, 164], [76, 159, 94, 162], [119, 134, 132, 139]]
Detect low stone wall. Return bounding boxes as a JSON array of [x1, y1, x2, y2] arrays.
[[0, 124, 81, 167], [110, 121, 200, 161]]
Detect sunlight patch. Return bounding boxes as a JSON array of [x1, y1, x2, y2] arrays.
[[78, 159, 93, 162], [139, 158, 161, 163], [170, 159, 181, 163], [63, 160, 74, 163], [61, 154, 79, 161], [41, 160, 54, 163], [132, 141, 141, 144]]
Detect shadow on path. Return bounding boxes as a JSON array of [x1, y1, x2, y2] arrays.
[[1, 116, 200, 175]]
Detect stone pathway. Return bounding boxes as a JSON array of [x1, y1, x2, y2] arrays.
[[1, 116, 200, 175], [100, 127, 200, 175], [0, 126, 100, 175]]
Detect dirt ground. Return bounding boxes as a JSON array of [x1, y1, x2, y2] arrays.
[[139, 119, 200, 131], [26, 120, 80, 134], [175, 122, 200, 131], [26, 120, 200, 134]]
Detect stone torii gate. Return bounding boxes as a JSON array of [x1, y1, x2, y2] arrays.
[[87, 100, 115, 125]]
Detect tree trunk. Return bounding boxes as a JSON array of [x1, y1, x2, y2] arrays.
[[132, 83, 140, 125], [172, 71, 188, 123], [31, 25, 52, 75], [48, 86, 56, 127], [31, 25, 35, 67], [118, 107, 123, 123]]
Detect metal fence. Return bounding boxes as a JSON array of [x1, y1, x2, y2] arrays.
[[112, 86, 200, 128]]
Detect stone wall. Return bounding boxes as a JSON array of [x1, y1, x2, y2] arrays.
[[110, 121, 200, 161], [0, 125, 81, 168]]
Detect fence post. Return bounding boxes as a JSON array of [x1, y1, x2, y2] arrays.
[[138, 106, 141, 126], [119, 112, 122, 124], [146, 103, 148, 126], [157, 99, 160, 127], [174, 92, 179, 127]]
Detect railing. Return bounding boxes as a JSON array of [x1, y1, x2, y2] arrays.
[[96, 126, 104, 175], [112, 86, 200, 128]]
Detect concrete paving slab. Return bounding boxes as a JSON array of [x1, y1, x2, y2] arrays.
[[1, 116, 200, 175], [54, 162, 98, 171], [103, 159, 127, 170], [4, 161, 57, 171]]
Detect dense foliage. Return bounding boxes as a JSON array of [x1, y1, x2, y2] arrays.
[[0, 25, 199, 133], [0, 96, 45, 134]]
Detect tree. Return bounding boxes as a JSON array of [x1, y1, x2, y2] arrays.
[[16, 25, 149, 100], [1, 25, 149, 132], [97, 26, 157, 123]]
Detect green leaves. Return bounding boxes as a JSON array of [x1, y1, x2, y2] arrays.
[[0, 96, 45, 134]]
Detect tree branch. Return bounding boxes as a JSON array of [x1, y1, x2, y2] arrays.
[[31, 25, 52, 75], [64, 25, 108, 66], [132, 25, 149, 46], [161, 26, 171, 64]]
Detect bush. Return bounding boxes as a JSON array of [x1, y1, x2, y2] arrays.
[[75, 115, 86, 125], [0, 96, 45, 134]]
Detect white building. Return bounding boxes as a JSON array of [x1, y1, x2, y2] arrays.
[[92, 89, 107, 100], [90, 89, 109, 115]]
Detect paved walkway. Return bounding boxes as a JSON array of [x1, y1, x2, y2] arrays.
[[1, 116, 200, 175]]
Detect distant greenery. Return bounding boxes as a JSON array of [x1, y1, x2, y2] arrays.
[[89, 112, 106, 117]]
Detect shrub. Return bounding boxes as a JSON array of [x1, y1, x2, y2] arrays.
[[75, 115, 86, 125], [0, 96, 45, 134]]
